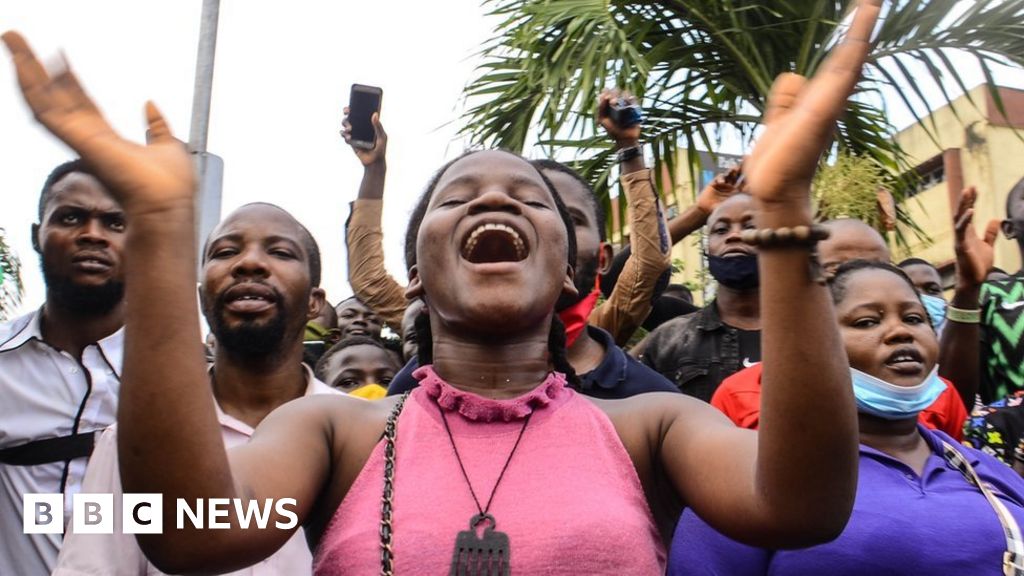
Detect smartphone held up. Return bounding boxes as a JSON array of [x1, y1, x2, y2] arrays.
[[346, 84, 383, 150]]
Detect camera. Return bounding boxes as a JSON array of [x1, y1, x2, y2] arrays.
[[609, 101, 643, 128]]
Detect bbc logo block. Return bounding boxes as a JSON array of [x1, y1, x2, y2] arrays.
[[22, 494, 63, 534], [123, 493, 163, 534], [72, 493, 113, 533]]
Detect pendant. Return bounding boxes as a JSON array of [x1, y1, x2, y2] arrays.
[[449, 513, 511, 576]]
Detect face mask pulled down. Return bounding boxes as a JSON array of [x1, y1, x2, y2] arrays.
[[707, 253, 759, 290], [851, 365, 945, 420]]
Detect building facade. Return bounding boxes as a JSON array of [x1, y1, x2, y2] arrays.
[[607, 85, 1024, 303], [894, 85, 1024, 280]]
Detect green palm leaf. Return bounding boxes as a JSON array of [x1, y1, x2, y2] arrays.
[[460, 0, 1024, 246], [0, 228, 23, 321]]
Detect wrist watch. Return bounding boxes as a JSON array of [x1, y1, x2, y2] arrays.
[[617, 145, 643, 163]]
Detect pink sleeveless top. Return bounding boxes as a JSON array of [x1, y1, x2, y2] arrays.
[[313, 366, 665, 575]]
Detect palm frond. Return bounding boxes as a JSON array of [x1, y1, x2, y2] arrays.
[[460, 0, 1024, 246], [0, 228, 23, 321]]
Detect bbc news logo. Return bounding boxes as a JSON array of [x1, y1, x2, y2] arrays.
[[23, 494, 298, 534]]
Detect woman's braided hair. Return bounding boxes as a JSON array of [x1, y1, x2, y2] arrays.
[[404, 149, 580, 387]]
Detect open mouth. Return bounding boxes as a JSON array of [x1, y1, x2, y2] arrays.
[[461, 222, 528, 264], [884, 347, 925, 374], [222, 283, 278, 314], [71, 252, 113, 271]]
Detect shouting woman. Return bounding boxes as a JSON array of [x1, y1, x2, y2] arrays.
[[3, 1, 879, 572]]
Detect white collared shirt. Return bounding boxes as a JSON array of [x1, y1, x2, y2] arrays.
[[53, 367, 342, 576], [0, 309, 124, 576]]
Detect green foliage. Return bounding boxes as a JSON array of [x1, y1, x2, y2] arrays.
[[670, 257, 686, 276], [460, 0, 1024, 244], [813, 153, 887, 229], [0, 228, 22, 321], [670, 256, 708, 296]]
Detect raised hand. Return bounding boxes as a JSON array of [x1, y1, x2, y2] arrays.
[[597, 88, 642, 147], [953, 186, 997, 288], [341, 108, 387, 166], [3, 31, 194, 215], [696, 163, 744, 214], [743, 0, 881, 216]]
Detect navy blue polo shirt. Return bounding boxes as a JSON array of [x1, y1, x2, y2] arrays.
[[386, 326, 678, 400]]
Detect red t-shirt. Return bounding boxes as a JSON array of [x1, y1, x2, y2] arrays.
[[710, 364, 968, 441]]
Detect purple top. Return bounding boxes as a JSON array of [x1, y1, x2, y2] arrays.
[[670, 425, 1024, 575]]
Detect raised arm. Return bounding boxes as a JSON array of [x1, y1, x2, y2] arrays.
[[342, 110, 408, 332], [939, 186, 996, 408], [590, 90, 671, 345], [654, 0, 880, 547], [667, 165, 743, 245], [3, 32, 336, 573]]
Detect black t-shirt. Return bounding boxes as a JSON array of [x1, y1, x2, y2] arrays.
[[641, 302, 762, 402], [737, 328, 761, 369]]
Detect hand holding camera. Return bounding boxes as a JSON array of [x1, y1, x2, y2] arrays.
[[598, 88, 643, 148]]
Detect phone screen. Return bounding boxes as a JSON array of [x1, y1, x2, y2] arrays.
[[350, 88, 381, 145]]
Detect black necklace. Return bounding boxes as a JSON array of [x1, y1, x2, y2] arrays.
[[439, 406, 532, 576]]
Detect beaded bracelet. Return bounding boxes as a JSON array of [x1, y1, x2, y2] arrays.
[[947, 306, 981, 324], [739, 224, 831, 248]]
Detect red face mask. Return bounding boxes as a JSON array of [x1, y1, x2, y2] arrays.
[[557, 288, 600, 348]]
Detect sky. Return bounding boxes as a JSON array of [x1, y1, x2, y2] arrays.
[[0, 0, 493, 317], [1, 1, 1022, 319]]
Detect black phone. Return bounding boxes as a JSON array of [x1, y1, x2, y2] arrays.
[[348, 84, 383, 150]]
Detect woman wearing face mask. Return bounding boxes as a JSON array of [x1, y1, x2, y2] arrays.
[[710, 255, 968, 439], [671, 260, 1024, 576]]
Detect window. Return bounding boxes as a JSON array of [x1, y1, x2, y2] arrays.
[[905, 155, 946, 198]]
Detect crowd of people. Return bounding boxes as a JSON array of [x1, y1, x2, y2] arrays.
[[2, 1, 1024, 574]]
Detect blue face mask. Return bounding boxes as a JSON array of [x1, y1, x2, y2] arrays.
[[919, 293, 947, 333], [851, 365, 945, 420]]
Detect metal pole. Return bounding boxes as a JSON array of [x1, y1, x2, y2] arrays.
[[189, 0, 220, 155], [188, 0, 223, 269]]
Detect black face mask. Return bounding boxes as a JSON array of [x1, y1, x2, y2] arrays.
[[707, 253, 760, 290]]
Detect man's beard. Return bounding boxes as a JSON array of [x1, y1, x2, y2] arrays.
[[42, 264, 124, 316], [206, 288, 290, 362], [556, 253, 599, 312]]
